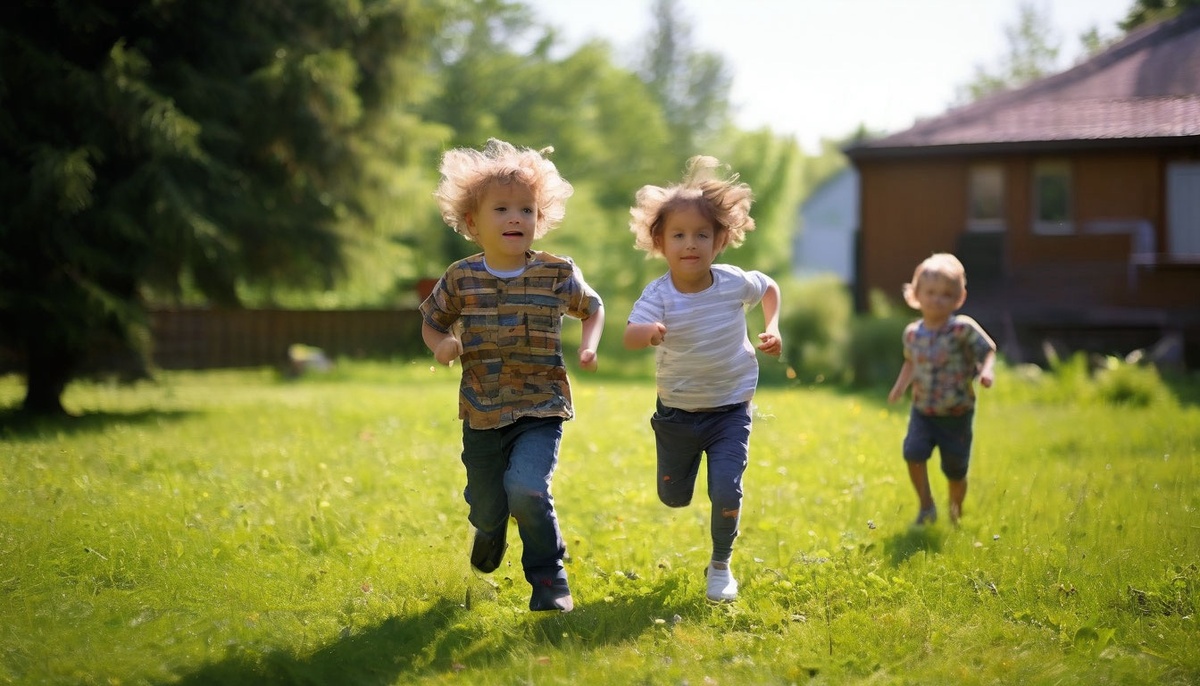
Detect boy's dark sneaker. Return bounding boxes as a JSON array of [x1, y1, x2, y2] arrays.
[[470, 527, 507, 573], [915, 506, 938, 525], [529, 576, 574, 612]]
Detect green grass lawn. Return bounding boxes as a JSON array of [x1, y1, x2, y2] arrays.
[[1, 361, 1197, 685]]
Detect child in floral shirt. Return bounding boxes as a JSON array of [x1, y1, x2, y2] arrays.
[[888, 253, 995, 526]]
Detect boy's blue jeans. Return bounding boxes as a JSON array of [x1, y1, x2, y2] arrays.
[[651, 399, 752, 563], [461, 416, 566, 584]]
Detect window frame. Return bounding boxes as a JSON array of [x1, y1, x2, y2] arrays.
[[966, 163, 1005, 233], [1031, 159, 1074, 235]]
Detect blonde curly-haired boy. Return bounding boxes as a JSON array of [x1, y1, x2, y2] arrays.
[[420, 139, 605, 612]]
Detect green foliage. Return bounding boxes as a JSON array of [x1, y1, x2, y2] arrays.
[[954, 2, 1062, 104], [996, 350, 1177, 409], [844, 289, 910, 388], [1, 366, 1198, 684], [778, 275, 853, 383], [777, 282, 909, 388], [0, 0, 445, 412], [1120, 0, 1200, 31]]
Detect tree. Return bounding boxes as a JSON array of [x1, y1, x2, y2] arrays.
[[0, 0, 442, 414], [955, 1, 1062, 103], [637, 0, 733, 161], [1120, 0, 1200, 30]]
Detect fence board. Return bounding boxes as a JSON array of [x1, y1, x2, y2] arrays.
[[1, 309, 427, 374]]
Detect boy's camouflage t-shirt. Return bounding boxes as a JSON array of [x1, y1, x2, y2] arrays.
[[419, 251, 602, 430], [902, 314, 996, 416]]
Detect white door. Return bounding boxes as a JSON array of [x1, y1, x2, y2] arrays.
[[1167, 163, 1200, 256]]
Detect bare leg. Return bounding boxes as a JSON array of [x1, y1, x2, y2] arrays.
[[907, 461, 937, 523], [948, 478, 967, 524]]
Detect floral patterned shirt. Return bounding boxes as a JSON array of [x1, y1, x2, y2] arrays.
[[902, 314, 995, 416]]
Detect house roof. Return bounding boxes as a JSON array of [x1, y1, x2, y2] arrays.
[[847, 8, 1200, 159]]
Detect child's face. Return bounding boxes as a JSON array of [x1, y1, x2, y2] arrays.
[[658, 206, 720, 289], [465, 181, 537, 270], [913, 275, 965, 322]]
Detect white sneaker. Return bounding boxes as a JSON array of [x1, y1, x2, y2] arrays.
[[705, 562, 738, 602]]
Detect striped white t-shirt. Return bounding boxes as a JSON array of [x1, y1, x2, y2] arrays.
[[628, 263, 770, 411]]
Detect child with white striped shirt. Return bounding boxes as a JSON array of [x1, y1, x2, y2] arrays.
[[623, 156, 782, 602]]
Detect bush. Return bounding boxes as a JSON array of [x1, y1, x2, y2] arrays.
[[996, 350, 1176, 407], [847, 312, 909, 387], [777, 275, 853, 383], [1093, 356, 1174, 407]]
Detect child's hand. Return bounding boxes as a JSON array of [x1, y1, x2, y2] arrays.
[[648, 322, 667, 346], [757, 331, 782, 357], [578, 348, 598, 372], [887, 387, 903, 404], [433, 336, 463, 365], [979, 369, 994, 388]]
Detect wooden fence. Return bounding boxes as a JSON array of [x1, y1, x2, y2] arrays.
[[150, 308, 426, 370], [1, 309, 428, 374]]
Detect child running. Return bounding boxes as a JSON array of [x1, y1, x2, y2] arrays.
[[419, 138, 605, 612], [623, 156, 782, 602], [888, 252, 996, 526]]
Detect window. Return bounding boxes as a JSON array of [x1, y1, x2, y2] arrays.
[[1032, 160, 1073, 235], [967, 164, 1004, 232]]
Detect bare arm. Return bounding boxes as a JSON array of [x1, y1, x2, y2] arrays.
[[888, 359, 914, 403], [422, 321, 462, 366], [577, 304, 604, 372], [978, 349, 996, 388], [755, 277, 783, 356], [624, 321, 667, 350]]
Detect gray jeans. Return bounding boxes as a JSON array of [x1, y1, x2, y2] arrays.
[[651, 398, 752, 563]]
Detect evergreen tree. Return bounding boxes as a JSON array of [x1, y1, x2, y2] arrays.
[[0, 0, 442, 414]]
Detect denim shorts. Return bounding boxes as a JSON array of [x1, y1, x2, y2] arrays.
[[902, 408, 973, 480]]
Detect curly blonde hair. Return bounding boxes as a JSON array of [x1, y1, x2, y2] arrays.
[[629, 155, 755, 257], [434, 138, 574, 241], [902, 253, 967, 309]]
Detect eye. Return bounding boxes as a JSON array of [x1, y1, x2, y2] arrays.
[[522, 206, 535, 215]]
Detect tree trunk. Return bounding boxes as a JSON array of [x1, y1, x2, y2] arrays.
[[21, 342, 74, 416]]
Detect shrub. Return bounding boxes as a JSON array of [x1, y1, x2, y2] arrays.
[[1093, 355, 1174, 407], [847, 312, 909, 387], [777, 275, 853, 383]]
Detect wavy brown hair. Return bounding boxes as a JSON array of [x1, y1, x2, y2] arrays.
[[629, 155, 755, 258]]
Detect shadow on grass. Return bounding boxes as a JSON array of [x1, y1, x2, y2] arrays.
[[165, 578, 697, 685], [882, 526, 944, 566], [168, 598, 465, 686], [0, 408, 194, 439]]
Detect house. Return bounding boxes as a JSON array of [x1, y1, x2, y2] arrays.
[[793, 167, 859, 285], [845, 8, 1200, 368]]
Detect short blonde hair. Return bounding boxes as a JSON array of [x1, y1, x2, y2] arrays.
[[629, 155, 755, 257], [434, 138, 574, 241], [903, 253, 967, 309]]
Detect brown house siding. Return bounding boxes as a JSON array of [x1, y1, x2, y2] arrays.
[[854, 148, 1200, 366], [857, 148, 1194, 305], [847, 10, 1200, 367], [858, 158, 969, 301]]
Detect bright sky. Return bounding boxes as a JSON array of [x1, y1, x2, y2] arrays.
[[524, 0, 1134, 150]]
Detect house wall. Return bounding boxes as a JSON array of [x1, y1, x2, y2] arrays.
[[855, 145, 1200, 366], [794, 168, 858, 282], [856, 148, 1187, 306], [857, 158, 967, 302]]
